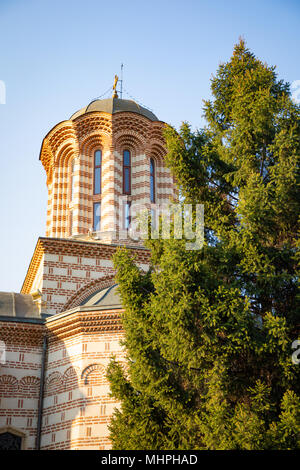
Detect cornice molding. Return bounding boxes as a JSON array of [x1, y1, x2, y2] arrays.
[[0, 321, 45, 347], [46, 309, 123, 343]]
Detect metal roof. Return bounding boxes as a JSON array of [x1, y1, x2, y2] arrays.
[[70, 98, 158, 121], [0, 292, 41, 319], [80, 284, 121, 308]]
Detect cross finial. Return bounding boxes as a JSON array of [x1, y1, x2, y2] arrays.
[[112, 75, 119, 98]]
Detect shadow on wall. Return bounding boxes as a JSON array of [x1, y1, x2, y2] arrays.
[[41, 333, 114, 450], [0, 322, 45, 450], [0, 309, 121, 449], [0, 372, 41, 449]]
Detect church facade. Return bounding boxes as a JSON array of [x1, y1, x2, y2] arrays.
[[0, 94, 176, 449]]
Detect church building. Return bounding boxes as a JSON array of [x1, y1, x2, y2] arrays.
[[0, 87, 176, 449]]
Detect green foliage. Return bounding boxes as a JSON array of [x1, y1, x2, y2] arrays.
[[107, 39, 300, 450]]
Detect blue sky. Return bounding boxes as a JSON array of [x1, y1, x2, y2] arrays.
[[0, 0, 299, 291]]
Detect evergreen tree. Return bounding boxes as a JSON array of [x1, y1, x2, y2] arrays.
[[107, 39, 300, 450]]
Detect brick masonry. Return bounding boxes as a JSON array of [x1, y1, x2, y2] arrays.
[[0, 321, 44, 450], [21, 237, 150, 315], [40, 111, 176, 240], [41, 309, 125, 450], [0, 314, 126, 450]]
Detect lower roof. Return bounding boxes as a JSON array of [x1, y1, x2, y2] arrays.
[[81, 284, 121, 308], [0, 292, 41, 319]]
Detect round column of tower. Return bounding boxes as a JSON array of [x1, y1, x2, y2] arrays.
[[39, 95, 174, 246]]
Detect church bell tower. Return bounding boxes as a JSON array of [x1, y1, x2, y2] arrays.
[[21, 86, 176, 316], [40, 89, 175, 245]]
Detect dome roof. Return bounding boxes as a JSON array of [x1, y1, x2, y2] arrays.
[[70, 98, 158, 121], [80, 284, 121, 309]]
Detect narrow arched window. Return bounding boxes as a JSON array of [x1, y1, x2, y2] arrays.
[[123, 150, 131, 195], [70, 159, 75, 201], [150, 158, 155, 203], [94, 150, 102, 195]]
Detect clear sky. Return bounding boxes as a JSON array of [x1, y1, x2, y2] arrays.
[[0, 0, 299, 292]]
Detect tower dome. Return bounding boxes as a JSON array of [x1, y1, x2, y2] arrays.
[[39, 93, 175, 243], [70, 97, 158, 122]]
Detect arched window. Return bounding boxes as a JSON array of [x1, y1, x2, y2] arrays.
[[70, 159, 75, 201], [94, 150, 102, 195], [150, 158, 155, 203], [123, 150, 131, 195], [0, 431, 23, 450]]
